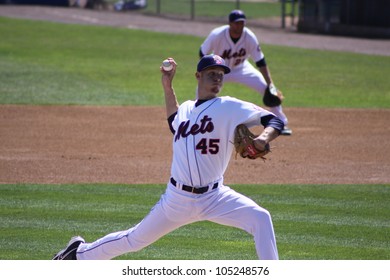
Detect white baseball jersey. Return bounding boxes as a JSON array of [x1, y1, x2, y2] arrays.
[[200, 25, 264, 70], [170, 96, 272, 187], [200, 25, 289, 126]]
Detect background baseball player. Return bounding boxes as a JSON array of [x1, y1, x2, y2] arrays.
[[53, 55, 283, 260], [199, 9, 292, 135]]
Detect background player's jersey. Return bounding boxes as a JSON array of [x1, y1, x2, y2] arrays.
[[200, 25, 264, 70], [170, 96, 273, 187]]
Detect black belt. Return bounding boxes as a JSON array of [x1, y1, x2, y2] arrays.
[[170, 178, 218, 194]]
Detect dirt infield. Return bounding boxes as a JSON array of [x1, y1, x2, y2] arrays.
[[1, 6, 389, 185], [1, 105, 389, 185]]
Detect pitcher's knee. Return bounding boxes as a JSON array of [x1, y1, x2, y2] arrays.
[[249, 208, 273, 232]]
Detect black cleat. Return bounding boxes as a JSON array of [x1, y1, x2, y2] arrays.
[[52, 236, 85, 260]]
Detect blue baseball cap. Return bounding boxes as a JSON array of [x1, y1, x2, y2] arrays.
[[229, 10, 246, 22], [197, 55, 231, 74]]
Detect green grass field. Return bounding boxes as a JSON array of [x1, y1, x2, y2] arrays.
[[143, 0, 284, 19], [1, 184, 389, 260], [1, 17, 389, 107], [0, 16, 389, 260]]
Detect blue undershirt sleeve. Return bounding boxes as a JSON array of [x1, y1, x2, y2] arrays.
[[256, 58, 267, 68], [261, 114, 283, 134]]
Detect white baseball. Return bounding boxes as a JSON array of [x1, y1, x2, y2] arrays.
[[162, 60, 173, 71]]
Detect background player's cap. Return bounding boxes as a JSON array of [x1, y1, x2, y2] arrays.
[[229, 9, 246, 22], [197, 55, 231, 74]]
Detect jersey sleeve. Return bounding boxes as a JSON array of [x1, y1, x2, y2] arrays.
[[222, 96, 274, 128], [200, 26, 226, 55], [240, 102, 274, 127], [246, 28, 264, 63], [200, 31, 215, 55]]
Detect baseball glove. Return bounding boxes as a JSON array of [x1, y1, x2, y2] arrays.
[[263, 84, 284, 107], [234, 124, 270, 160]]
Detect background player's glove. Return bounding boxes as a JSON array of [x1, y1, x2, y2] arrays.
[[234, 124, 270, 160], [263, 84, 284, 107]]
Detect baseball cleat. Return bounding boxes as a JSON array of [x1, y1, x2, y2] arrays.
[[281, 126, 292, 136], [52, 236, 85, 260]]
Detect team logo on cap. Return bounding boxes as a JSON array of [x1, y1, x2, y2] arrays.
[[213, 55, 223, 65]]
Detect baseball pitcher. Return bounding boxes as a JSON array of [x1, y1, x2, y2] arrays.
[[53, 55, 283, 260]]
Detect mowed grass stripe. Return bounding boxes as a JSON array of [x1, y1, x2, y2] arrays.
[[0, 184, 388, 259]]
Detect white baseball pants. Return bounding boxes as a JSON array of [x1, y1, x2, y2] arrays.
[[76, 183, 279, 260]]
